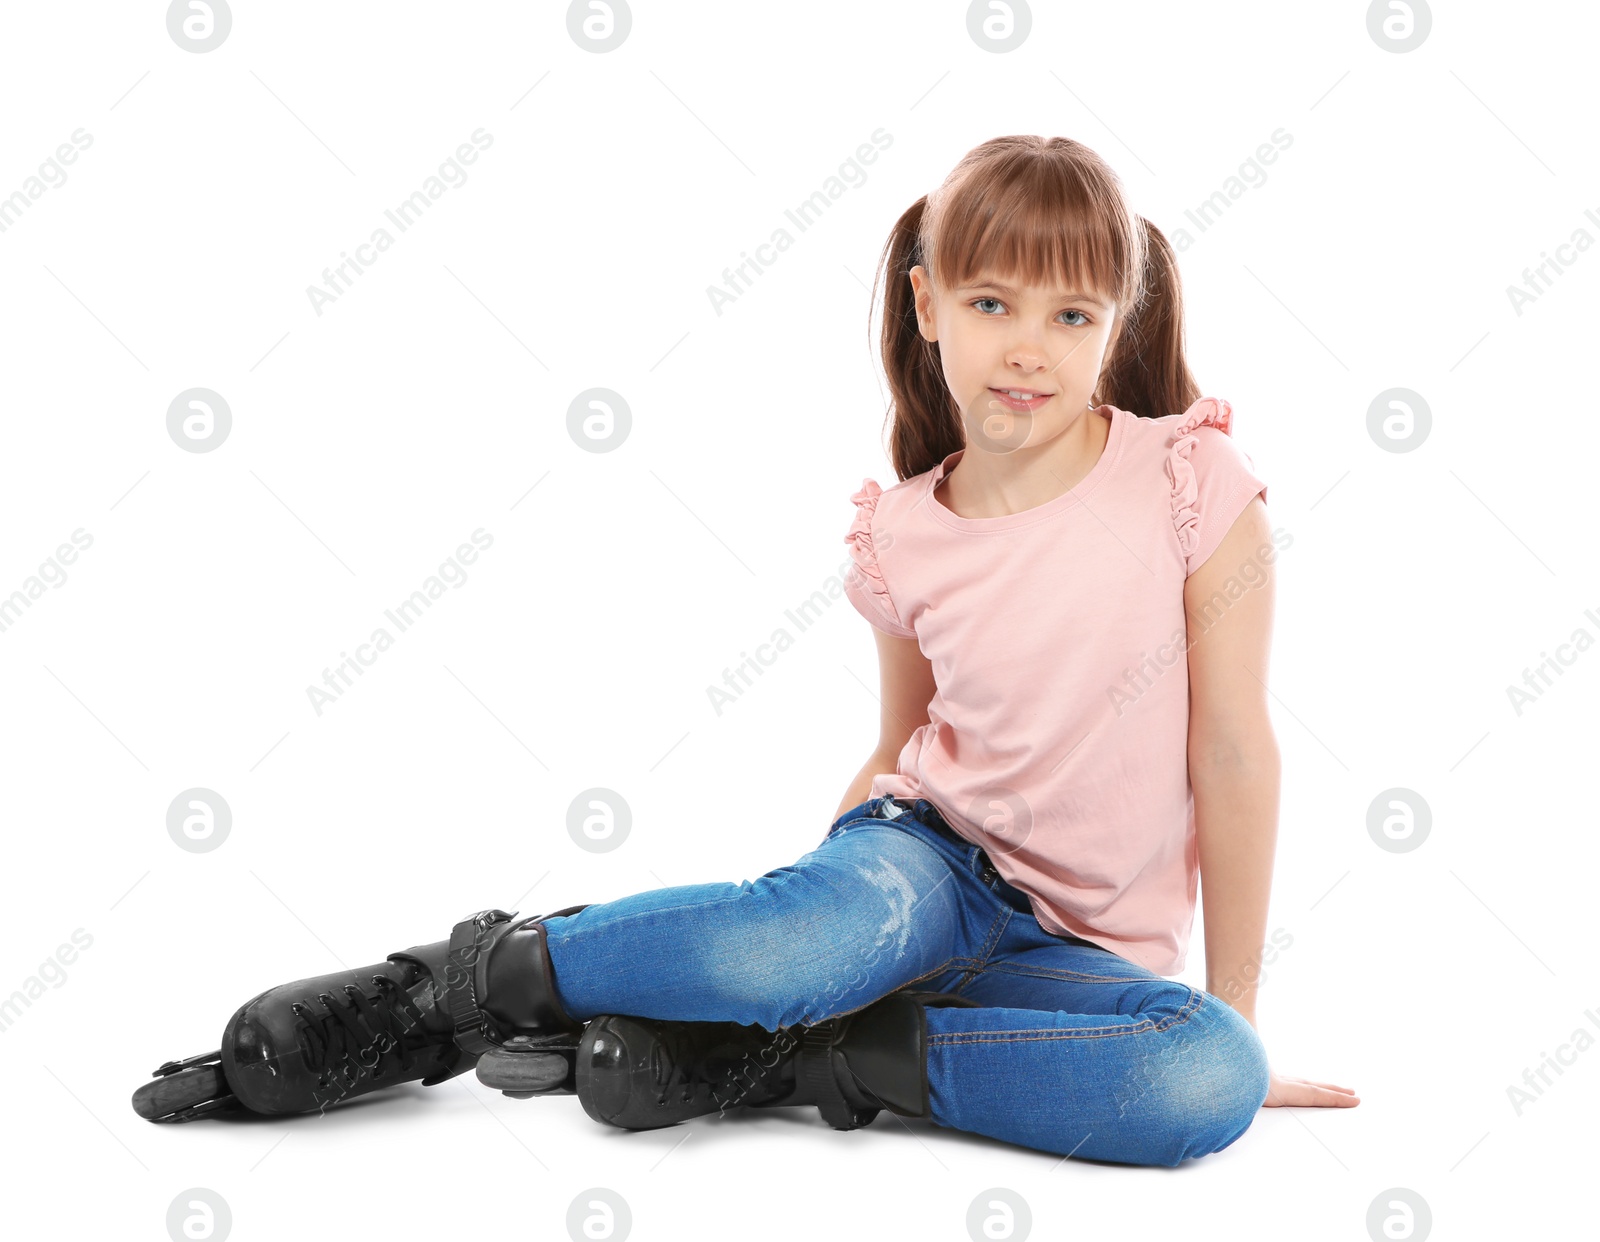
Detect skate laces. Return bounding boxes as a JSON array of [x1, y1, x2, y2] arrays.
[[649, 1024, 787, 1113], [291, 974, 433, 1090], [652, 1024, 780, 1111]]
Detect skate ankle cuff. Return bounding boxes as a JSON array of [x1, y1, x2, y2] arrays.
[[445, 908, 518, 1057], [801, 1021, 880, 1131], [446, 906, 589, 1056], [480, 912, 586, 1037]]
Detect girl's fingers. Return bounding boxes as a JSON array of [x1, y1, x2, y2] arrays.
[[1276, 1073, 1356, 1093], [1296, 1079, 1357, 1094], [1264, 1075, 1361, 1107]]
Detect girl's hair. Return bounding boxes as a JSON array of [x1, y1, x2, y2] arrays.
[[871, 134, 1200, 481]]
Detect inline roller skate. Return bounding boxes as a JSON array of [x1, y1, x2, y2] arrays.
[[570, 987, 981, 1132], [131, 905, 590, 1122]]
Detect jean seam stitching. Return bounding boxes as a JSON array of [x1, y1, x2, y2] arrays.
[[977, 905, 1009, 966], [978, 961, 1157, 985], [925, 987, 1205, 1044], [949, 906, 1011, 994], [820, 953, 970, 1021]]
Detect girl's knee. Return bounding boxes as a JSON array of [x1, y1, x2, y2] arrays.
[[1066, 990, 1266, 1166], [1155, 995, 1270, 1163]]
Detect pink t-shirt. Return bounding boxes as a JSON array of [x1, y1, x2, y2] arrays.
[[842, 397, 1268, 976]]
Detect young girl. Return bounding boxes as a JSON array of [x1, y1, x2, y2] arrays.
[[135, 134, 1357, 1168]]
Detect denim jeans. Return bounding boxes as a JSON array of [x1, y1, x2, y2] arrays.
[[540, 794, 1269, 1167]]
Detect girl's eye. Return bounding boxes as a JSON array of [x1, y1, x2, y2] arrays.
[[970, 298, 1091, 327]]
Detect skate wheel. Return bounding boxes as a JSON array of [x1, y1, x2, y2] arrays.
[[132, 1060, 238, 1123], [475, 1050, 571, 1095]]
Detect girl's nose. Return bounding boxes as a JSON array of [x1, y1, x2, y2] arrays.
[[1004, 345, 1051, 377], [1003, 327, 1054, 372]]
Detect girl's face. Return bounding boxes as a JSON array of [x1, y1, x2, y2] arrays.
[[908, 264, 1118, 453]]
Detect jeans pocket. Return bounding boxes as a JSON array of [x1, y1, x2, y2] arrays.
[[825, 796, 883, 839]]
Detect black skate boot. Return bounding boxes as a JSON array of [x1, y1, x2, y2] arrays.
[[131, 905, 590, 1123], [574, 988, 979, 1132], [450, 906, 597, 1099]]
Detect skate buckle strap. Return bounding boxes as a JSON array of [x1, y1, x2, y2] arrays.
[[445, 908, 516, 1057], [800, 1021, 878, 1131]]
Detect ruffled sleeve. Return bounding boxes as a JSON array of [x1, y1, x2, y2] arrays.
[[842, 478, 917, 638], [1164, 397, 1269, 577]]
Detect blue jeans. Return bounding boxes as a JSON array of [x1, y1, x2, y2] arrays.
[[540, 795, 1269, 1167]]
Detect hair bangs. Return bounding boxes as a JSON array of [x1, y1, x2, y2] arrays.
[[926, 142, 1140, 311]]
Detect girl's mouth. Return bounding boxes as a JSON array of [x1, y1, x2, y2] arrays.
[[988, 388, 1053, 413]]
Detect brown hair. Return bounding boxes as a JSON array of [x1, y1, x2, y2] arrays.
[[870, 135, 1199, 481]]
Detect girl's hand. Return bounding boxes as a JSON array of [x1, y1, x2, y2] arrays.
[[1262, 1065, 1360, 1108]]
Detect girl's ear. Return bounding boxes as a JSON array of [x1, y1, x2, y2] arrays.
[[908, 264, 938, 342]]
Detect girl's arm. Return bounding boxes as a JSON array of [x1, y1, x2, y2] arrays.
[[835, 628, 936, 821], [1182, 495, 1279, 1028]]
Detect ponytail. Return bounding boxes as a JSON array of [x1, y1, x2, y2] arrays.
[[872, 197, 965, 483], [1094, 217, 1200, 426]]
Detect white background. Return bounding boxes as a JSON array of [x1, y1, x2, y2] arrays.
[[1, 1, 1594, 1239]]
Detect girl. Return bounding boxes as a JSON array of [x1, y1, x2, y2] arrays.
[[135, 135, 1356, 1168]]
